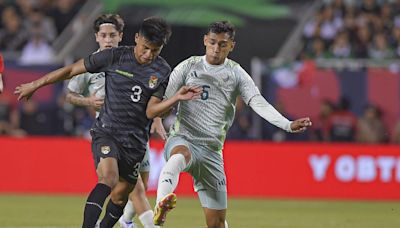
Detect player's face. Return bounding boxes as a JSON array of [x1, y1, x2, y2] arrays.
[[204, 32, 235, 65], [134, 33, 163, 65], [95, 24, 122, 51]]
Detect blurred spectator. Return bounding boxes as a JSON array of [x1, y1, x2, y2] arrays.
[[18, 100, 45, 135], [25, 7, 57, 43], [301, 0, 400, 60], [368, 32, 394, 59], [15, 0, 34, 17], [356, 104, 388, 143], [309, 99, 335, 141], [330, 31, 352, 58], [319, 5, 343, 44], [391, 26, 400, 57], [0, 90, 24, 136], [19, 21, 55, 65], [353, 25, 371, 57], [302, 38, 331, 59], [360, 0, 380, 17], [0, 52, 3, 93], [0, 6, 29, 51], [47, 0, 81, 35], [393, 120, 400, 144], [326, 97, 358, 142]]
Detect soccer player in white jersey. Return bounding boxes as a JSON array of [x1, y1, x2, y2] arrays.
[[146, 21, 312, 227], [66, 14, 165, 228]]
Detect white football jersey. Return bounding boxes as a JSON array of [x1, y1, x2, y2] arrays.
[[67, 71, 105, 117], [165, 56, 260, 151]]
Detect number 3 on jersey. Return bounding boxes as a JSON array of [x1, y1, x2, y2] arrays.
[[201, 85, 210, 100], [131, 85, 142, 102]]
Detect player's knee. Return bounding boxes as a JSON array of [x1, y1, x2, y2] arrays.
[[99, 171, 119, 188], [110, 193, 128, 207], [170, 146, 191, 164]]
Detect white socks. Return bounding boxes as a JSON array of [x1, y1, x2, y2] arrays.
[[138, 210, 155, 228], [122, 200, 135, 222], [225, 220, 229, 228], [122, 205, 155, 228], [156, 154, 187, 203]]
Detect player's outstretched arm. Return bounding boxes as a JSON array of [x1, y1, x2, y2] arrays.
[[249, 94, 312, 133], [14, 59, 87, 100], [146, 85, 202, 119]]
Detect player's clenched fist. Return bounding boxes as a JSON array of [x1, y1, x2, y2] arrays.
[[290, 117, 312, 133], [176, 85, 203, 101]]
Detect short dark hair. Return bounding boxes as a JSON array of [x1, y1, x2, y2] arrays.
[[139, 17, 172, 46], [207, 21, 235, 40], [93, 14, 125, 33]]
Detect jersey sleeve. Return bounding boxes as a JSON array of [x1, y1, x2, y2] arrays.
[[164, 58, 190, 99], [235, 65, 261, 104], [84, 48, 113, 73], [67, 73, 89, 94]]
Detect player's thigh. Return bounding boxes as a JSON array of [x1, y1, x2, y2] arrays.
[[96, 157, 119, 183], [91, 130, 120, 185], [118, 147, 145, 186], [198, 189, 227, 210], [192, 148, 226, 193], [110, 177, 135, 206]]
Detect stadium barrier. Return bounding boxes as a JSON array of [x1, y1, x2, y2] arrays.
[[1, 137, 400, 200]]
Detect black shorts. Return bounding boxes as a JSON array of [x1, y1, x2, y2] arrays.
[[90, 129, 146, 184]]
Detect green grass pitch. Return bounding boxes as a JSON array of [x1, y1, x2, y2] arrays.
[[1, 194, 399, 227]]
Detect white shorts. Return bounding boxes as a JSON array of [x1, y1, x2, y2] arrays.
[[164, 136, 227, 210]]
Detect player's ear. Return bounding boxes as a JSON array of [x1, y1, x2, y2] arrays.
[[118, 32, 123, 42], [230, 41, 236, 51], [203, 34, 208, 46], [134, 33, 139, 44], [95, 32, 99, 43]]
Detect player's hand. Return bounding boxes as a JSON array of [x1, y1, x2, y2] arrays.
[[290, 117, 312, 133], [177, 85, 203, 101], [88, 93, 104, 110], [151, 117, 167, 140], [14, 82, 37, 101]]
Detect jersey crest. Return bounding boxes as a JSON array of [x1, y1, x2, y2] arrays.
[[149, 75, 158, 88]]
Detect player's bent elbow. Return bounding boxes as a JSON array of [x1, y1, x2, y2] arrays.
[[146, 108, 157, 119]]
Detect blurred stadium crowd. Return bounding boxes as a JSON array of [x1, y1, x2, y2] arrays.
[[300, 0, 400, 59], [0, 0, 399, 144], [0, 0, 86, 64]]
